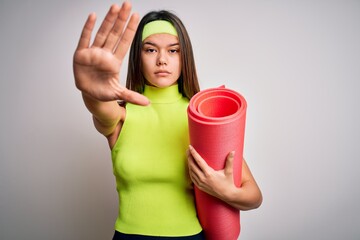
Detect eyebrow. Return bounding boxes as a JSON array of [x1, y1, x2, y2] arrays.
[[143, 41, 180, 47]]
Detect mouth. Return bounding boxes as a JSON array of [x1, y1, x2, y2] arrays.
[[154, 70, 171, 77]]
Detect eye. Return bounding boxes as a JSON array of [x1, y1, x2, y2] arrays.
[[169, 49, 179, 53], [145, 48, 156, 53]]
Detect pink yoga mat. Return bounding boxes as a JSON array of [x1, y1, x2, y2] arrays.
[[187, 86, 247, 240]]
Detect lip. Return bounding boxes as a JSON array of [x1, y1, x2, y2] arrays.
[[154, 70, 171, 76]]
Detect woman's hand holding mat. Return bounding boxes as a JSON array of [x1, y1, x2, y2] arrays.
[[187, 147, 237, 201]]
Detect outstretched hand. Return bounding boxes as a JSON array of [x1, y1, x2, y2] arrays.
[[73, 1, 149, 105]]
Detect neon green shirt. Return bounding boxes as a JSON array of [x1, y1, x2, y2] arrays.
[[111, 84, 202, 236]]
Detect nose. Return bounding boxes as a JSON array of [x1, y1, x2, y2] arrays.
[[157, 51, 167, 66]]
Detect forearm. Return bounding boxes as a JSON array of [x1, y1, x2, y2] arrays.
[[223, 160, 263, 211], [188, 147, 263, 211], [223, 180, 263, 211], [82, 92, 122, 136]]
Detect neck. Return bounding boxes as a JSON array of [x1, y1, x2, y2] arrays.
[[143, 84, 182, 103]]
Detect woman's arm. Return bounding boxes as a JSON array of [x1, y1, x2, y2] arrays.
[[81, 92, 123, 137], [187, 146, 262, 210], [73, 2, 149, 138]]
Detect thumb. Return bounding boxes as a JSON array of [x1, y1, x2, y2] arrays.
[[120, 88, 150, 106], [112, 82, 150, 105], [224, 151, 235, 176]]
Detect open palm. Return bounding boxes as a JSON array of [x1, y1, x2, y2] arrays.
[[73, 2, 148, 105]]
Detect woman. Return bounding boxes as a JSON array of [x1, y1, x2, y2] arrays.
[[73, 2, 262, 239]]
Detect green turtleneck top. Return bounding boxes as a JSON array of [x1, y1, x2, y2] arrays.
[[111, 84, 202, 236]]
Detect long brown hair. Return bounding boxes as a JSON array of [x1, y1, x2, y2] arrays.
[[126, 10, 200, 99]]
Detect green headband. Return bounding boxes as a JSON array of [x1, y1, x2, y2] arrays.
[[142, 20, 178, 41]]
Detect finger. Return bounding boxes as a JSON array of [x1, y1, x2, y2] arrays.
[[76, 13, 96, 50], [103, 1, 132, 51], [120, 88, 150, 106], [186, 149, 193, 167], [114, 12, 139, 60], [92, 4, 120, 47], [189, 168, 201, 187], [188, 145, 210, 172], [110, 81, 150, 105], [224, 151, 235, 176], [187, 156, 202, 184], [187, 152, 201, 174]]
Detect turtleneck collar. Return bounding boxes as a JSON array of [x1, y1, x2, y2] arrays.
[[143, 84, 182, 104]]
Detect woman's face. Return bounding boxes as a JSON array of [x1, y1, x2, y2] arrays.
[[141, 33, 181, 88]]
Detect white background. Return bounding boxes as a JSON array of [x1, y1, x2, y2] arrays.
[[1, 0, 359, 239]]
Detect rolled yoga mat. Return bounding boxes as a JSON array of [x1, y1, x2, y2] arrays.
[[187, 86, 247, 240]]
